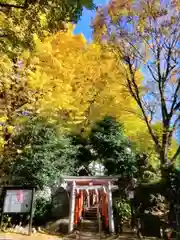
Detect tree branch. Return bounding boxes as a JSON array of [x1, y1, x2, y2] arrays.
[[147, 64, 158, 82], [163, 46, 172, 81], [121, 108, 144, 121], [174, 102, 180, 111], [171, 145, 180, 162], [169, 78, 180, 118], [168, 114, 180, 154], [156, 46, 169, 125], [125, 58, 161, 150], [171, 115, 180, 134]]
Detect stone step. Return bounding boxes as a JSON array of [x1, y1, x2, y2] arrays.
[[85, 212, 97, 216], [80, 227, 99, 233], [83, 217, 97, 221], [85, 209, 97, 213], [84, 208, 97, 214], [81, 221, 98, 227], [83, 214, 97, 219], [86, 208, 97, 212], [81, 225, 98, 230], [81, 219, 98, 223], [84, 214, 97, 219], [79, 219, 102, 233]]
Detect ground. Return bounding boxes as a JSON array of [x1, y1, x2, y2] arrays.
[[0, 232, 159, 240], [0, 232, 62, 240]]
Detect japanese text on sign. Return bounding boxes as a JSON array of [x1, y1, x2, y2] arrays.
[[3, 189, 32, 213]]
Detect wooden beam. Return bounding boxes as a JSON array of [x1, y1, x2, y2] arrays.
[[62, 175, 120, 182], [75, 185, 118, 190]]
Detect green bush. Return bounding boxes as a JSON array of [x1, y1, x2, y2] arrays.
[[115, 199, 131, 221], [33, 197, 52, 226], [11, 117, 79, 190]]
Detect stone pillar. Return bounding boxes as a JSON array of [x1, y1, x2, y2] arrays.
[[68, 181, 76, 233], [107, 181, 115, 233]]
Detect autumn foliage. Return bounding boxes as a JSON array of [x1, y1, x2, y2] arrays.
[[0, 0, 179, 184], [93, 0, 180, 172], [26, 26, 145, 136]]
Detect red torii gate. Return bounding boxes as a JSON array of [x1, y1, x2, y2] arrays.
[[62, 176, 119, 233]]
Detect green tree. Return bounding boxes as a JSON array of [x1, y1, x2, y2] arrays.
[[89, 116, 137, 178], [70, 133, 93, 172], [10, 117, 79, 189]]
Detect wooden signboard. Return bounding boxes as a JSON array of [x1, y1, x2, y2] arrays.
[[1, 187, 35, 235], [3, 189, 32, 213]]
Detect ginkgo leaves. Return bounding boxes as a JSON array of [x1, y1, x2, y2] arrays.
[[0, 24, 147, 160], [26, 26, 145, 136]]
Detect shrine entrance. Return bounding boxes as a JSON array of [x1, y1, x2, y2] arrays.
[[62, 176, 118, 233]]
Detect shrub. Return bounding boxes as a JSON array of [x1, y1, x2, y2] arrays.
[[115, 198, 131, 221], [33, 197, 52, 226]]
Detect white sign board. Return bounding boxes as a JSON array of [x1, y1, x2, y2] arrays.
[[3, 189, 32, 213]]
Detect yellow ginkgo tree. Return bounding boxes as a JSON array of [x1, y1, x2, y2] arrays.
[[0, 24, 152, 183], [28, 25, 146, 136], [0, 53, 45, 184], [0, 0, 94, 59]]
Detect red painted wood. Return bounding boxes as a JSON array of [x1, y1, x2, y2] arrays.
[[74, 191, 79, 225], [104, 194, 109, 227]]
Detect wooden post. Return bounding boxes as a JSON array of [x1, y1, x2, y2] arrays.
[[74, 193, 78, 225], [107, 181, 115, 233], [97, 202, 101, 239], [105, 193, 108, 228], [87, 190, 90, 208], [29, 188, 35, 236], [69, 181, 76, 233], [0, 188, 5, 230], [80, 190, 83, 217]]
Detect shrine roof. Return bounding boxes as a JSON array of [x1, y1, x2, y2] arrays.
[[61, 175, 120, 185]]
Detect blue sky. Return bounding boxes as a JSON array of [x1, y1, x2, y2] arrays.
[[74, 0, 109, 41]]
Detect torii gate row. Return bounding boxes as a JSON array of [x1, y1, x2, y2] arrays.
[[75, 185, 107, 213], [76, 186, 103, 207], [65, 178, 118, 233]]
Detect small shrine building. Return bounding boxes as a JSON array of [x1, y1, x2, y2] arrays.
[[62, 175, 119, 233]]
